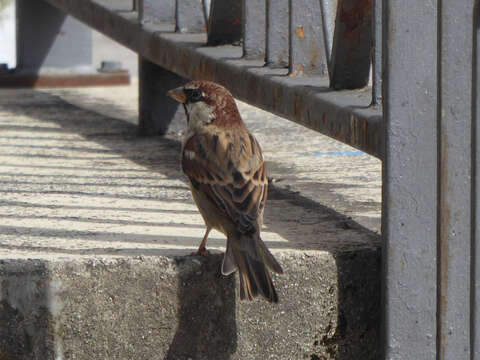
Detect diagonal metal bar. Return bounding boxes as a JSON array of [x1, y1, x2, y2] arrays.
[[43, 0, 382, 159]]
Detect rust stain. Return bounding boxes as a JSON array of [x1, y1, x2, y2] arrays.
[[205, 62, 211, 80], [362, 119, 367, 148], [322, 113, 326, 125], [438, 131, 450, 358], [335, 126, 342, 139], [201, 25, 207, 31], [351, 115, 357, 145], [0, 73, 130, 87], [294, 95, 302, 123], [182, 51, 190, 75], [340, 0, 373, 41], [296, 26, 305, 39], [232, 17, 241, 25]]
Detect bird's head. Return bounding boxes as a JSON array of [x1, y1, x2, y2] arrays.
[[168, 81, 243, 130]]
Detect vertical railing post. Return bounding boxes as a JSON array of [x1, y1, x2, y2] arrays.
[[474, 4, 480, 358], [139, 0, 175, 25], [329, 0, 372, 89], [383, 0, 477, 358], [289, 0, 328, 76], [437, 1, 474, 358], [319, 0, 337, 75], [207, 0, 242, 46], [138, 59, 187, 135], [243, 0, 266, 59], [382, 0, 438, 358], [176, 0, 206, 33], [265, 0, 288, 68], [371, 0, 382, 105], [138, 0, 187, 135]]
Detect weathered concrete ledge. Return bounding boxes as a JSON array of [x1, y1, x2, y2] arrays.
[[0, 250, 379, 360]]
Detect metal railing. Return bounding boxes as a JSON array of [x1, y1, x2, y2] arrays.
[[14, 0, 480, 358], [42, 0, 383, 158]]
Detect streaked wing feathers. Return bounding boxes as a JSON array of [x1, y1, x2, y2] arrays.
[[182, 128, 267, 234]]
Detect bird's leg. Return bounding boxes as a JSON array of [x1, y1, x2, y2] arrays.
[[196, 228, 211, 256]]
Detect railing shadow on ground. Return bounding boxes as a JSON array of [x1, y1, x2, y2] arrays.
[[0, 89, 380, 359]]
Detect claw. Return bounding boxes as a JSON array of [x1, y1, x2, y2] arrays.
[[193, 246, 210, 257]]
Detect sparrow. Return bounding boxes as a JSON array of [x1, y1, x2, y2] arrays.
[[168, 81, 283, 303]]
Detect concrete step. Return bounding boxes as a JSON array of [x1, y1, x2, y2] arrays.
[[0, 250, 380, 360], [0, 85, 381, 359]]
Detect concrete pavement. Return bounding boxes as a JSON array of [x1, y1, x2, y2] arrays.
[[0, 32, 381, 359]]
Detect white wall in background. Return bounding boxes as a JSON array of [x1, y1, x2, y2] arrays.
[[0, 0, 16, 68]]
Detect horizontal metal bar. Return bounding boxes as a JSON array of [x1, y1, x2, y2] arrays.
[[44, 0, 383, 159]]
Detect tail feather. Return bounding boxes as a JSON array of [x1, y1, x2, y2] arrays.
[[257, 239, 283, 274], [244, 255, 278, 302], [225, 232, 281, 303], [221, 240, 237, 275]]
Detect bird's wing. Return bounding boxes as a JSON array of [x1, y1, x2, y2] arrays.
[[181, 128, 267, 234]]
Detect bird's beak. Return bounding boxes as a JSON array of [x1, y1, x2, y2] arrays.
[[167, 87, 187, 104]]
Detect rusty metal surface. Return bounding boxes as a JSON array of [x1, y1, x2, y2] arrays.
[[44, 0, 382, 158], [330, 0, 372, 90], [207, 0, 242, 45], [0, 71, 130, 87], [265, 0, 288, 68], [242, 0, 266, 59], [289, 0, 328, 76]]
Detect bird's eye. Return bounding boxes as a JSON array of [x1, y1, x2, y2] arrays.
[[186, 88, 203, 102]]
